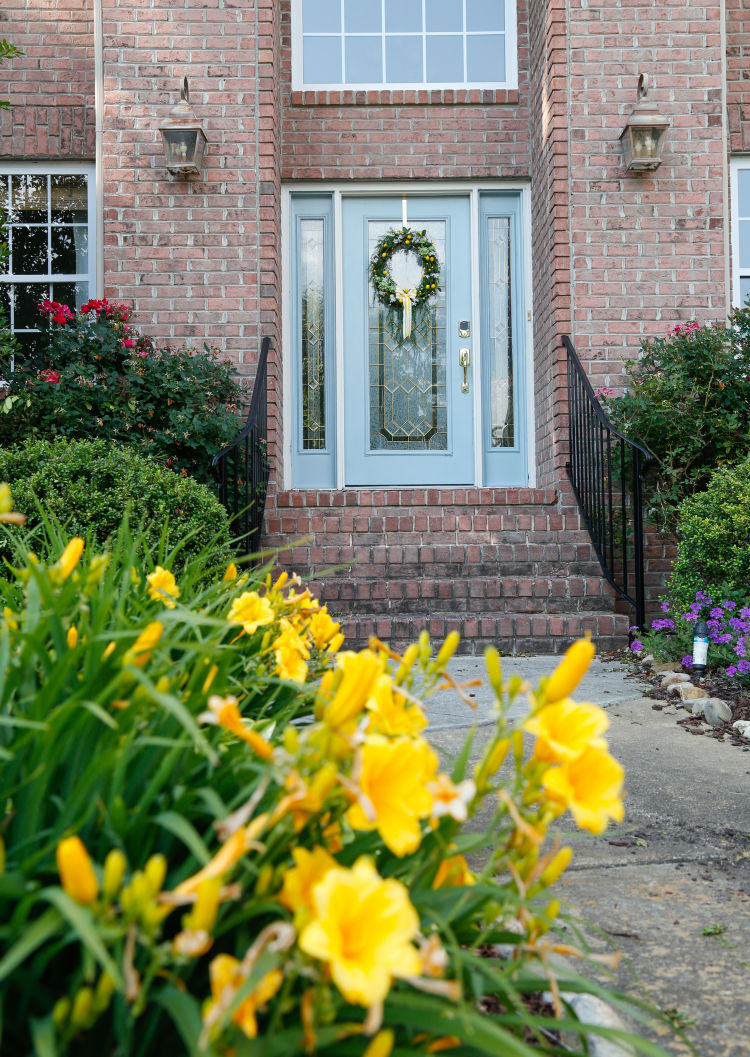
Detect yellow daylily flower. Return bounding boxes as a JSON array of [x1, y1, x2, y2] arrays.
[[524, 699, 609, 764], [0, 482, 25, 524], [54, 537, 85, 581], [205, 695, 274, 759], [123, 620, 164, 668], [307, 609, 342, 650], [543, 638, 595, 704], [347, 735, 438, 856], [227, 591, 275, 635], [298, 856, 422, 1007], [175, 826, 253, 897], [428, 774, 476, 822], [205, 956, 283, 1038], [366, 674, 428, 736], [146, 566, 180, 609], [56, 836, 99, 905], [278, 845, 338, 918], [542, 745, 625, 835], [364, 1030, 395, 1057], [275, 643, 309, 683], [275, 765, 339, 831], [318, 649, 385, 731]]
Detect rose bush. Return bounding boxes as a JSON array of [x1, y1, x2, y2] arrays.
[[601, 313, 750, 530], [0, 298, 245, 483], [0, 493, 677, 1056]]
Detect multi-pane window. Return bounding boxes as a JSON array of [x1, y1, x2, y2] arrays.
[[293, 0, 516, 89], [731, 161, 750, 308], [0, 166, 95, 360]]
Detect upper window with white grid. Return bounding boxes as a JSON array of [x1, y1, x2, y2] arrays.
[[291, 0, 517, 91], [0, 164, 96, 361]]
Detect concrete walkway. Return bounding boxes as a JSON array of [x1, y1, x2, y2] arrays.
[[427, 656, 750, 1057]]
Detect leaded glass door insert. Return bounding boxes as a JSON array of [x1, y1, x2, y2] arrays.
[[343, 197, 473, 486], [368, 221, 447, 451]]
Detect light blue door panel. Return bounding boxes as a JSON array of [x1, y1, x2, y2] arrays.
[[343, 196, 474, 486]]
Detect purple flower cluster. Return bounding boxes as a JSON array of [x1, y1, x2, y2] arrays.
[[630, 640, 644, 653], [727, 659, 750, 678], [681, 654, 693, 669], [663, 590, 750, 681], [650, 617, 675, 632]]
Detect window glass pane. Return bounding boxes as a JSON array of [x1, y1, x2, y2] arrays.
[[52, 226, 89, 275], [303, 35, 342, 83], [385, 35, 423, 82], [11, 175, 47, 224], [426, 0, 463, 31], [0, 282, 9, 316], [739, 220, 750, 269], [385, 0, 422, 33], [486, 216, 514, 448], [467, 34, 504, 82], [13, 282, 48, 328], [50, 175, 88, 224], [52, 280, 88, 311], [426, 35, 463, 82], [466, 0, 505, 31], [12, 226, 48, 275], [740, 276, 750, 307], [0, 176, 8, 214], [738, 170, 750, 217], [302, 0, 340, 33], [345, 36, 383, 83], [299, 219, 326, 450], [344, 0, 382, 32]]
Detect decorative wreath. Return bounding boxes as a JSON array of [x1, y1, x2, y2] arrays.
[[369, 227, 441, 339]]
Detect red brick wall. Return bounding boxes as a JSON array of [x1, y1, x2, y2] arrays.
[[567, 0, 727, 392], [0, 0, 95, 159], [527, 0, 571, 488], [726, 0, 750, 153]]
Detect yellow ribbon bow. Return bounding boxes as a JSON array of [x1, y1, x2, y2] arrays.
[[395, 287, 417, 341]]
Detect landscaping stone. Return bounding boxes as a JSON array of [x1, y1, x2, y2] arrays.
[[653, 661, 682, 673], [703, 698, 732, 726], [668, 683, 706, 701], [639, 654, 655, 669], [661, 672, 691, 687], [691, 699, 709, 716], [732, 720, 750, 740]]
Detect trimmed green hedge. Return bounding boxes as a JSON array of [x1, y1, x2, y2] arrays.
[[0, 438, 231, 570], [668, 454, 750, 613]]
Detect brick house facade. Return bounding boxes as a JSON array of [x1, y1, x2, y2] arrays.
[[0, 0, 744, 652]]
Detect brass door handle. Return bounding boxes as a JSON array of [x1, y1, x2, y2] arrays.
[[459, 347, 470, 393]]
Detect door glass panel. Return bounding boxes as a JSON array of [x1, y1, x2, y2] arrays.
[[299, 218, 326, 450], [367, 219, 447, 451], [486, 216, 514, 447]]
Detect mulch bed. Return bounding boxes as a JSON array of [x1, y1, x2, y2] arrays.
[[605, 648, 750, 750]]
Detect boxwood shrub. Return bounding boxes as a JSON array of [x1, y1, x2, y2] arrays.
[[0, 437, 232, 570], [668, 453, 750, 613]]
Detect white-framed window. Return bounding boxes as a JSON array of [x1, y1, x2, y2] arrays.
[[0, 162, 96, 360], [291, 0, 518, 91], [730, 157, 750, 308]]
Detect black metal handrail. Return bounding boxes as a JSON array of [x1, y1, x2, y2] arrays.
[[210, 336, 270, 555], [563, 335, 653, 630]]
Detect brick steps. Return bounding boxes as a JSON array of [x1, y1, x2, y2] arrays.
[[263, 483, 632, 655]]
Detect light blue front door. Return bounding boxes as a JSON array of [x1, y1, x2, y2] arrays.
[[343, 196, 474, 486]]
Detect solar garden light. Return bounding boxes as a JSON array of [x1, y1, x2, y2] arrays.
[[159, 78, 208, 176], [692, 620, 710, 680]]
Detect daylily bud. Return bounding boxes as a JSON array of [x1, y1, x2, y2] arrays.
[[544, 638, 595, 704], [71, 986, 94, 1028], [475, 737, 509, 787], [56, 836, 99, 905], [395, 643, 419, 684], [222, 562, 238, 582], [55, 537, 85, 581], [434, 630, 460, 670], [484, 646, 503, 694], [540, 846, 573, 888], [52, 997, 71, 1030], [66, 625, 78, 648], [363, 1029, 395, 1057], [103, 848, 127, 900], [184, 877, 222, 933], [144, 853, 167, 896], [94, 971, 117, 1012]]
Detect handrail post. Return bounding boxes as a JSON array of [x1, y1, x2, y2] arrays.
[[632, 446, 646, 631]]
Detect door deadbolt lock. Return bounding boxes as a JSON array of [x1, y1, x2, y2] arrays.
[[458, 320, 470, 338], [459, 347, 470, 393]]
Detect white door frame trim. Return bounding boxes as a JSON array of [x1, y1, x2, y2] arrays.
[[280, 180, 536, 490]]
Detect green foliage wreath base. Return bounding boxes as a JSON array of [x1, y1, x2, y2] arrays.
[[369, 226, 441, 337]]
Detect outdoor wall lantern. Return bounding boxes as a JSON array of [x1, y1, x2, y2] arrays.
[[619, 73, 669, 173], [159, 78, 207, 176]]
